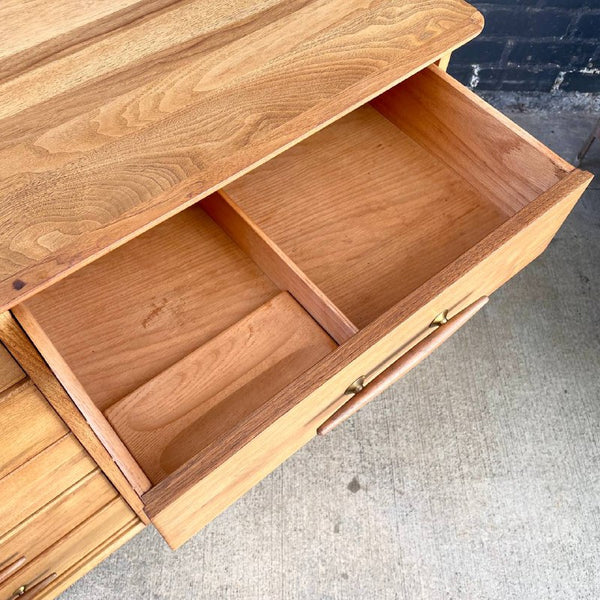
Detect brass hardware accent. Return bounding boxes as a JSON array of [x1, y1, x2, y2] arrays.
[[10, 585, 27, 599], [430, 309, 449, 327], [345, 376, 366, 395], [318, 297, 489, 435], [344, 306, 462, 406], [11, 574, 57, 600]]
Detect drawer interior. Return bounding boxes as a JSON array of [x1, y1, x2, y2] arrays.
[[103, 291, 335, 484], [21, 208, 283, 412], [223, 66, 571, 329], [14, 65, 574, 503], [16, 206, 338, 489]]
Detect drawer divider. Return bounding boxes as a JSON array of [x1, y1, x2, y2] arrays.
[[203, 192, 358, 344]]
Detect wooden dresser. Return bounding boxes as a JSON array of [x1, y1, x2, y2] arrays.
[[0, 1, 592, 597]]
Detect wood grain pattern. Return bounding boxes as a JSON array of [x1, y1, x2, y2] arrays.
[[0, 434, 95, 535], [203, 192, 358, 344], [145, 170, 591, 548], [36, 520, 144, 600], [106, 292, 336, 484], [13, 70, 590, 548], [0, 341, 24, 394], [18, 206, 278, 412], [225, 103, 508, 329], [0, 471, 118, 570], [372, 65, 571, 214], [6, 57, 590, 550], [0, 0, 483, 311], [34, 518, 143, 600], [0, 498, 136, 599], [7, 307, 153, 496], [0, 311, 148, 519], [0, 0, 173, 80], [0, 379, 67, 479], [13, 205, 280, 496]]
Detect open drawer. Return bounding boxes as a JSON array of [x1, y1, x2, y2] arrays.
[[12, 65, 591, 548]]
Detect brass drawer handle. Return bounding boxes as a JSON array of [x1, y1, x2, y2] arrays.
[[0, 556, 26, 586], [317, 296, 488, 435], [10, 573, 57, 600]]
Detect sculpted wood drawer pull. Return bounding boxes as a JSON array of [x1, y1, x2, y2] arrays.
[[9, 573, 57, 600], [0, 556, 26, 585], [317, 296, 489, 435]]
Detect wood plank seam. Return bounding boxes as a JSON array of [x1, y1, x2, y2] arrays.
[[0, 497, 137, 596], [34, 519, 143, 600], [0, 468, 103, 545]]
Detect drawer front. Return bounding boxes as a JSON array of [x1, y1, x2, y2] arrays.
[[302, 172, 588, 437], [144, 165, 588, 549], [0, 471, 117, 572], [0, 380, 67, 480], [0, 498, 136, 600], [0, 435, 96, 535]]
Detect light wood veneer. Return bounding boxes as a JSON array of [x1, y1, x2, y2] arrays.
[[3, 0, 563, 589], [0, 324, 143, 599], [0, 435, 95, 535], [0, 380, 68, 479], [225, 102, 506, 328], [223, 65, 572, 327], [146, 167, 590, 548], [11, 63, 593, 550], [0, 343, 23, 394], [0, 311, 148, 518], [105, 292, 336, 484], [0, 498, 137, 599], [0, 471, 117, 571], [18, 206, 279, 413], [0, 0, 484, 312]]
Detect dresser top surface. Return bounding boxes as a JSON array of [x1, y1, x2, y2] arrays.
[[0, 0, 482, 310]]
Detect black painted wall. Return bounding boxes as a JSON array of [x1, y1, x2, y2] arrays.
[[448, 0, 600, 92]]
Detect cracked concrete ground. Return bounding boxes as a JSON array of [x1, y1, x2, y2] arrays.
[[61, 94, 600, 600]]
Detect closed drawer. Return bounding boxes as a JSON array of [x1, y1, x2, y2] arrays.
[[0, 380, 67, 479], [0, 498, 136, 600], [13, 66, 591, 548], [0, 471, 117, 575], [0, 435, 96, 535]]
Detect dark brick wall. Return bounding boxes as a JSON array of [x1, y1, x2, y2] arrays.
[[448, 0, 600, 92]]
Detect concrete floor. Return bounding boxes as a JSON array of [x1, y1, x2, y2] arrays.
[[62, 96, 600, 600]]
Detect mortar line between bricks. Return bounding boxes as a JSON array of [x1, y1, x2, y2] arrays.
[[447, 0, 599, 92]]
